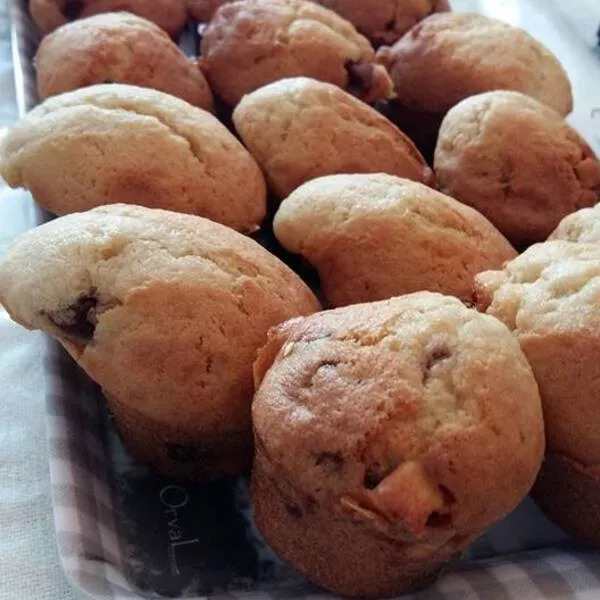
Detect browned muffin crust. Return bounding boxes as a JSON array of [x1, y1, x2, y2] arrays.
[[252, 293, 544, 596]]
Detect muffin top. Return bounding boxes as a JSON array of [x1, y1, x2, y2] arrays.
[[35, 12, 214, 110], [377, 12, 573, 116], [233, 77, 432, 198], [200, 0, 393, 106], [434, 91, 600, 246], [29, 0, 187, 37], [273, 174, 515, 306], [253, 292, 544, 536], [475, 241, 600, 336], [316, 0, 451, 46], [549, 204, 600, 245]]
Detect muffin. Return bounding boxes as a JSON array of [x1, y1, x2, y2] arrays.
[[549, 204, 600, 244], [434, 91, 600, 247], [0, 204, 319, 479], [475, 241, 600, 543], [233, 77, 432, 199], [35, 13, 214, 111], [316, 0, 450, 47], [199, 0, 393, 107], [376, 12, 573, 161], [274, 174, 515, 307], [252, 292, 544, 597], [0, 84, 266, 233], [30, 0, 187, 37]]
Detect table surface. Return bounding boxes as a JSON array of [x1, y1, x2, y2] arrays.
[[0, 1, 599, 599]]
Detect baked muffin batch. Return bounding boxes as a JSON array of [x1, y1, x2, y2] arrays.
[[1, 0, 599, 596]]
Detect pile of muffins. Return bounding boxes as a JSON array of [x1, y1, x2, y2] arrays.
[[1, 0, 599, 596]]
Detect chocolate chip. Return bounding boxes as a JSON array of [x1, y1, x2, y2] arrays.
[[62, 0, 84, 20], [363, 461, 398, 489], [314, 451, 344, 472], [165, 443, 197, 464], [423, 346, 452, 383], [345, 60, 374, 94], [47, 293, 98, 341], [426, 511, 452, 528]]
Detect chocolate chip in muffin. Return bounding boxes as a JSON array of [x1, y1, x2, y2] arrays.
[[423, 346, 452, 383], [62, 0, 84, 20], [46, 292, 99, 340]]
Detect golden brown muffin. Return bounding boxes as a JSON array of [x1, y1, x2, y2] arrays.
[[376, 12, 573, 162], [233, 77, 432, 199], [475, 241, 600, 543], [35, 12, 214, 111], [0, 84, 266, 233], [29, 0, 187, 37], [252, 292, 544, 597], [317, 0, 450, 47], [273, 174, 516, 307], [377, 12, 573, 117], [0, 204, 319, 479], [199, 0, 393, 107], [434, 91, 600, 247], [549, 204, 600, 244]]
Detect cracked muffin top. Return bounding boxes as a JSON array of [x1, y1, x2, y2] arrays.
[[0, 203, 319, 434], [316, 0, 450, 47], [474, 241, 600, 464], [273, 174, 515, 307], [187, 0, 229, 21], [199, 0, 393, 107], [29, 0, 187, 37], [376, 12, 572, 116], [35, 12, 214, 110], [253, 292, 544, 538], [550, 204, 600, 245], [233, 77, 432, 199], [434, 91, 600, 247], [0, 84, 266, 233]]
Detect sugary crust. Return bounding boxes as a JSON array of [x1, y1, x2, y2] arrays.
[[434, 91, 600, 246], [0, 204, 319, 475], [29, 0, 187, 37], [475, 241, 600, 464], [233, 77, 432, 199], [35, 13, 214, 111], [273, 174, 515, 307], [377, 12, 573, 116], [200, 0, 393, 106], [251, 293, 544, 594], [0, 84, 266, 232]]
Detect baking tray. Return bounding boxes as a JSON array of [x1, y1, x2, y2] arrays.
[[8, 0, 600, 598]]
